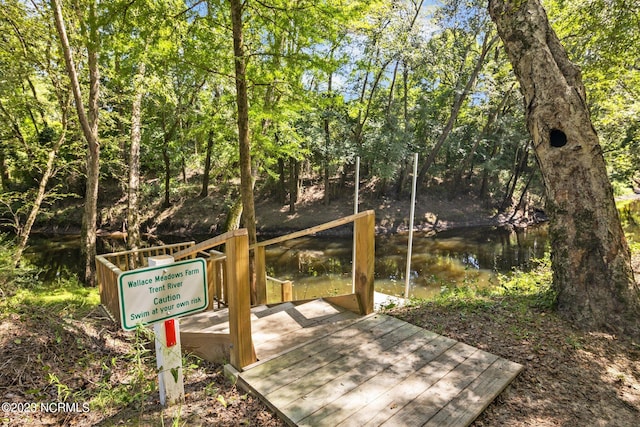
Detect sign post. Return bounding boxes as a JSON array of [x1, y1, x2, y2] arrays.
[[117, 255, 208, 406]]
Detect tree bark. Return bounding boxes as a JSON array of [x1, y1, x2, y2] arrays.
[[230, 0, 258, 303], [127, 62, 145, 253], [489, 0, 640, 337], [200, 129, 214, 198], [51, 0, 100, 286], [14, 122, 67, 266], [0, 149, 8, 190]]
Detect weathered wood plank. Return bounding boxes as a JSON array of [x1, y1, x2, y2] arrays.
[[239, 315, 398, 382], [226, 231, 256, 369], [378, 349, 499, 426], [253, 210, 375, 248], [244, 316, 407, 395], [227, 303, 522, 427], [336, 341, 478, 426], [267, 322, 425, 411], [324, 294, 362, 314], [286, 299, 347, 327], [298, 333, 457, 427], [354, 211, 375, 314], [255, 311, 361, 362], [180, 331, 231, 363], [424, 357, 523, 427], [284, 326, 441, 424]]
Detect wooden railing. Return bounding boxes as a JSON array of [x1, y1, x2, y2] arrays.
[[96, 211, 375, 370], [96, 231, 256, 369], [96, 242, 195, 322], [252, 210, 375, 315]]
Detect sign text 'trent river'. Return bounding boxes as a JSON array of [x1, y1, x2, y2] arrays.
[[117, 258, 208, 331]]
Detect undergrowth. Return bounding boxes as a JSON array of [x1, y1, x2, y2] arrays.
[[401, 254, 556, 313]]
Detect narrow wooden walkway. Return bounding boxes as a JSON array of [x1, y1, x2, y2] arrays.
[[232, 299, 523, 427]]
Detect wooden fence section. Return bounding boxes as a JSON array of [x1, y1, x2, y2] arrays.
[[95, 230, 256, 369], [96, 242, 195, 322], [253, 210, 375, 314], [96, 212, 375, 370]]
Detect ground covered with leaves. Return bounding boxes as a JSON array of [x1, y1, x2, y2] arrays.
[[0, 244, 284, 427], [388, 256, 640, 426]]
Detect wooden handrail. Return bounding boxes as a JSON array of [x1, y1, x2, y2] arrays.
[[252, 210, 374, 248], [96, 229, 256, 370], [251, 210, 375, 314], [173, 229, 248, 260]]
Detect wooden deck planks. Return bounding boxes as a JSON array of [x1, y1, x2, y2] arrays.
[[269, 322, 425, 415], [237, 308, 523, 427], [299, 334, 458, 426]]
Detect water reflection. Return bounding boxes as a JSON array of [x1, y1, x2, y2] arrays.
[[20, 200, 640, 300], [263, 225, 550, 301], [22, 225, 550, 300]]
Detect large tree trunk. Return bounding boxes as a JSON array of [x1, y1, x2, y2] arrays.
[[489, 0, 640, 337], [52, 0, 100, 286], [230, 0, 258, 303]]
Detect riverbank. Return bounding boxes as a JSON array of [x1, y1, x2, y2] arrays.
[[99, 183, 546, 238], [13, 176, 551, 238]]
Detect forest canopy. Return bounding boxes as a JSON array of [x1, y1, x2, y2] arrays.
[[0, 0, 638, 246]]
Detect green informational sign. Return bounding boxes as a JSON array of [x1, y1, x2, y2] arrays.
[[117, 258, 208, 331]]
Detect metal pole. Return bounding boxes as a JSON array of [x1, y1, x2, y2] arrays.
[[404, 153, 418, 301], [352, 156, 360, 293]]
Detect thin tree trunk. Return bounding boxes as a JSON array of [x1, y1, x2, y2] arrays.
[[162, 145, 171, 208], [278, 157, 286, 204], [231, 0, 258, 303], [417, 33, 499, 185], [127, 62, 144, 253], [289, 157, 299, 214], [489, 0, 639, 337], [323, 70, 333, 206], [500, 141, 530, 211], [0, 149, 9, 190], [181, 155, 187, 183], [200, 129, 214, 198], [14, 118, 67, 266], [51, 0, 100, 286]]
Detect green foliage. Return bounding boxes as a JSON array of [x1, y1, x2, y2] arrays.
[[409, 254, 556, 313], [495, 255, 557, 309]]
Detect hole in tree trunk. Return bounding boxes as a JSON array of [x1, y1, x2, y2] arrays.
[[550, 129, 567, 148]]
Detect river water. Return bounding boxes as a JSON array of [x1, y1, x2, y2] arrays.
[[261, 225, 549, 301], [23, 199, 639, 302]]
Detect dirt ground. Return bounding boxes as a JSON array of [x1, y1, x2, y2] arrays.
[[2, 188, 640, 426], [2, 265, 639, 426]]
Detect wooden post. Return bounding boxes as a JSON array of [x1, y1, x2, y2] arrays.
[[281, 280, 293, 302], [149, 255, 184, 407], [206, 256, 216, 310], [209, 251, 225, 308], [354, 211, 375, 315], [226, 230, 256, 370], [255, 245, 267, 305]]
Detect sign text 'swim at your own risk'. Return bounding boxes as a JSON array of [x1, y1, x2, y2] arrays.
[[117, 258, 208, 331]]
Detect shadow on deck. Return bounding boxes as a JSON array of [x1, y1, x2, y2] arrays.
[[215, 299, 524, 427]]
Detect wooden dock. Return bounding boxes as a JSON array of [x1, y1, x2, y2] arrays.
[[226, 299, 522, 427]]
